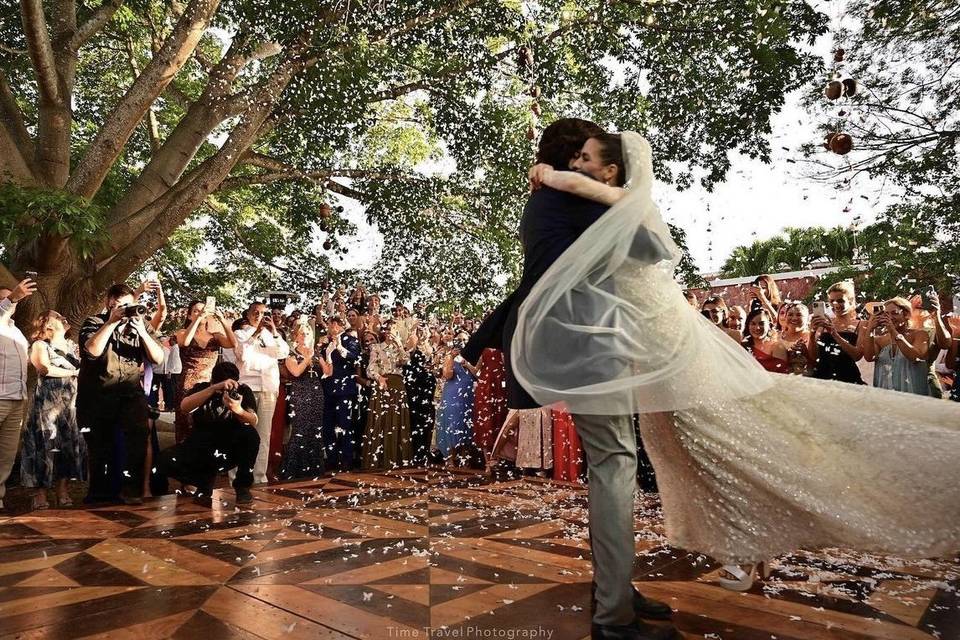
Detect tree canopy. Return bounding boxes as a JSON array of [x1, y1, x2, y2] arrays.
[[1, 0, 826, 322]]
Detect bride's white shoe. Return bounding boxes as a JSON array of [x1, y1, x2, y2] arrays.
[[717, 561, 771, 592]]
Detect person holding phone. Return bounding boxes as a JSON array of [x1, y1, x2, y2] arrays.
[[862, 297, 931, 395], [746, 274, 782, 320], [234, 300, 289, 483], [778, 302, 813, 376], [361, 319, 412, 470], [435, 334, 479, 457], [20, 310, 85, 510], [0, 278, 37, 511], [320, 316, 361, 471], [173, 299, 237, 443], [809, 281, 865, 385]]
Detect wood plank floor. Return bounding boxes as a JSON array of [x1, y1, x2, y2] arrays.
[[1, 469, 957, 639]]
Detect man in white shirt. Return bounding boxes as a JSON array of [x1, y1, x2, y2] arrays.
[[233, 301, 289, 483], [0, 278, 36, 510]]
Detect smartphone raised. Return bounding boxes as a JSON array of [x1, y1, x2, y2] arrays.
[[204, 295, 217, 314], [812, 301, 829, 318]]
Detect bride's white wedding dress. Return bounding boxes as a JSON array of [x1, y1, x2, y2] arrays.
[[512, 132, 960, 565]]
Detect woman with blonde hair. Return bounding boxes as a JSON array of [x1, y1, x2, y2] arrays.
[[747, 274, 782, 322], [810, 280, 865, 384], [779, 302, 812, 376], [863, 297, 931, 395], [20, 311, 86, 510]]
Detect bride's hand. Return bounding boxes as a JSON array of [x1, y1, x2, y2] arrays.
[[528, 163, 554, 191]]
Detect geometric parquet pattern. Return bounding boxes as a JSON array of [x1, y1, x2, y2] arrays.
[[1, 469, 957, 639]]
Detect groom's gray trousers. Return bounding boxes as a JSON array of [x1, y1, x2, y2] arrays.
[[571, 412, 639, 626]]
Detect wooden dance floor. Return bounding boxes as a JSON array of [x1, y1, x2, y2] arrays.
[[1, 469, 957, 639]]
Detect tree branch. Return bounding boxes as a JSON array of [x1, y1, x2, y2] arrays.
[[304, 0, 483, 67], [101, 31, 261, 230], [95, 44, 306, 286], [66, 0, 222, 199], [71, 0, 124, 50], [19, 0, 61, 105], [0, 70, 36, 176], [219, 167, 385, 191]]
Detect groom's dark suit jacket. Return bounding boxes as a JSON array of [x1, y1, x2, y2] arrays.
[[463, 185, 610, 409]]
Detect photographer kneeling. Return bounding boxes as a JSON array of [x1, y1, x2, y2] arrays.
[[156, 362, 259, 505]]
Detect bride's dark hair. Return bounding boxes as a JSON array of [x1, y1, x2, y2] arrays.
[[536, 118, 604, 170], [592, 133, 626, 186]]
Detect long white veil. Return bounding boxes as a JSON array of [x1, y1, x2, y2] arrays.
[[510, 131, 774, 415]]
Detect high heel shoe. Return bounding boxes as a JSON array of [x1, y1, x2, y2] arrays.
[[717, 560, 771, 592]]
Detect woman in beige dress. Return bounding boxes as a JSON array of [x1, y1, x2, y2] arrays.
[[362, 320, 412, 469]]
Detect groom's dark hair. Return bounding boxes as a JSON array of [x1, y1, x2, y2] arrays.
[[536, 118, 605, 170]]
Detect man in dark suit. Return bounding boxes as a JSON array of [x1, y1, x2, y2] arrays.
[[462, 119, 676, 640], [320, 316, 361, 471]]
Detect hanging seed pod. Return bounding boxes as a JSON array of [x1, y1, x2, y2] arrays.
[[531, 102, 542, 116], [517, 46, 534, 69], [529, 85, 542, 98], [833, 48, 845, 62], [319, 203, 332, 219], [842, 78, 858, 97], [526, 125, 536, 141], [323, 239, 333, 251], [829, 133, 853, 155], [823, 132, 838, 150], [838, 110, 847, 117], [824, 80, 843, 100]]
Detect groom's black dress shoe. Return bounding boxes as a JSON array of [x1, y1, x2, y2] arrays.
[[591, 620, 680, 640], [591, 581, 673, 620]]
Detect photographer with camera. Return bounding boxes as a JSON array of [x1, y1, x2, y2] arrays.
[[234, 300, 289, 484], [77, 283, 164, 505], [155, 361, 259, 505]]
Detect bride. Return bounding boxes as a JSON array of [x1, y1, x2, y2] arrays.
[[513, 131, 960, 591]]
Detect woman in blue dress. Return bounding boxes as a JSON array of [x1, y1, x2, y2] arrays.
[[434, 334, 478, 456]]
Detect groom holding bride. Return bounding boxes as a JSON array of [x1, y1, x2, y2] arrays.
[[463, 118, 678, 640], [465, 117, 960, 640]]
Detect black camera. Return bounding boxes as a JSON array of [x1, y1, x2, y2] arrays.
[[123, 304, 148, 317], [227, 389, 242, 401]]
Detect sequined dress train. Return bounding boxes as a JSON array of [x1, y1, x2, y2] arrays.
[[622, 265, 960, 565]]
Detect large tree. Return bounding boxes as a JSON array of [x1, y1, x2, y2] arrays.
[[1, 0, 826, 324], [800, 0, 959, 299]]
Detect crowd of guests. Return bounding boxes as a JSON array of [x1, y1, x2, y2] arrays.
[[686, 274, 955, 397], [0, 272, 957, 511]]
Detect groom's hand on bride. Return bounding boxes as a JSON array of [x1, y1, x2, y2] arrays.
[[528, 163, 554, 191]]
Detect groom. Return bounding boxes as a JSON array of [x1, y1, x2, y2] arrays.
[[463, 119, 677, 640]]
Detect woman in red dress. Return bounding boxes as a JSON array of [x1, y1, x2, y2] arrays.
[[173, 301, 237, 442], [742, 307, 789, 373], [551, 406, 583, 482], [472, 348, 508, 455]]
